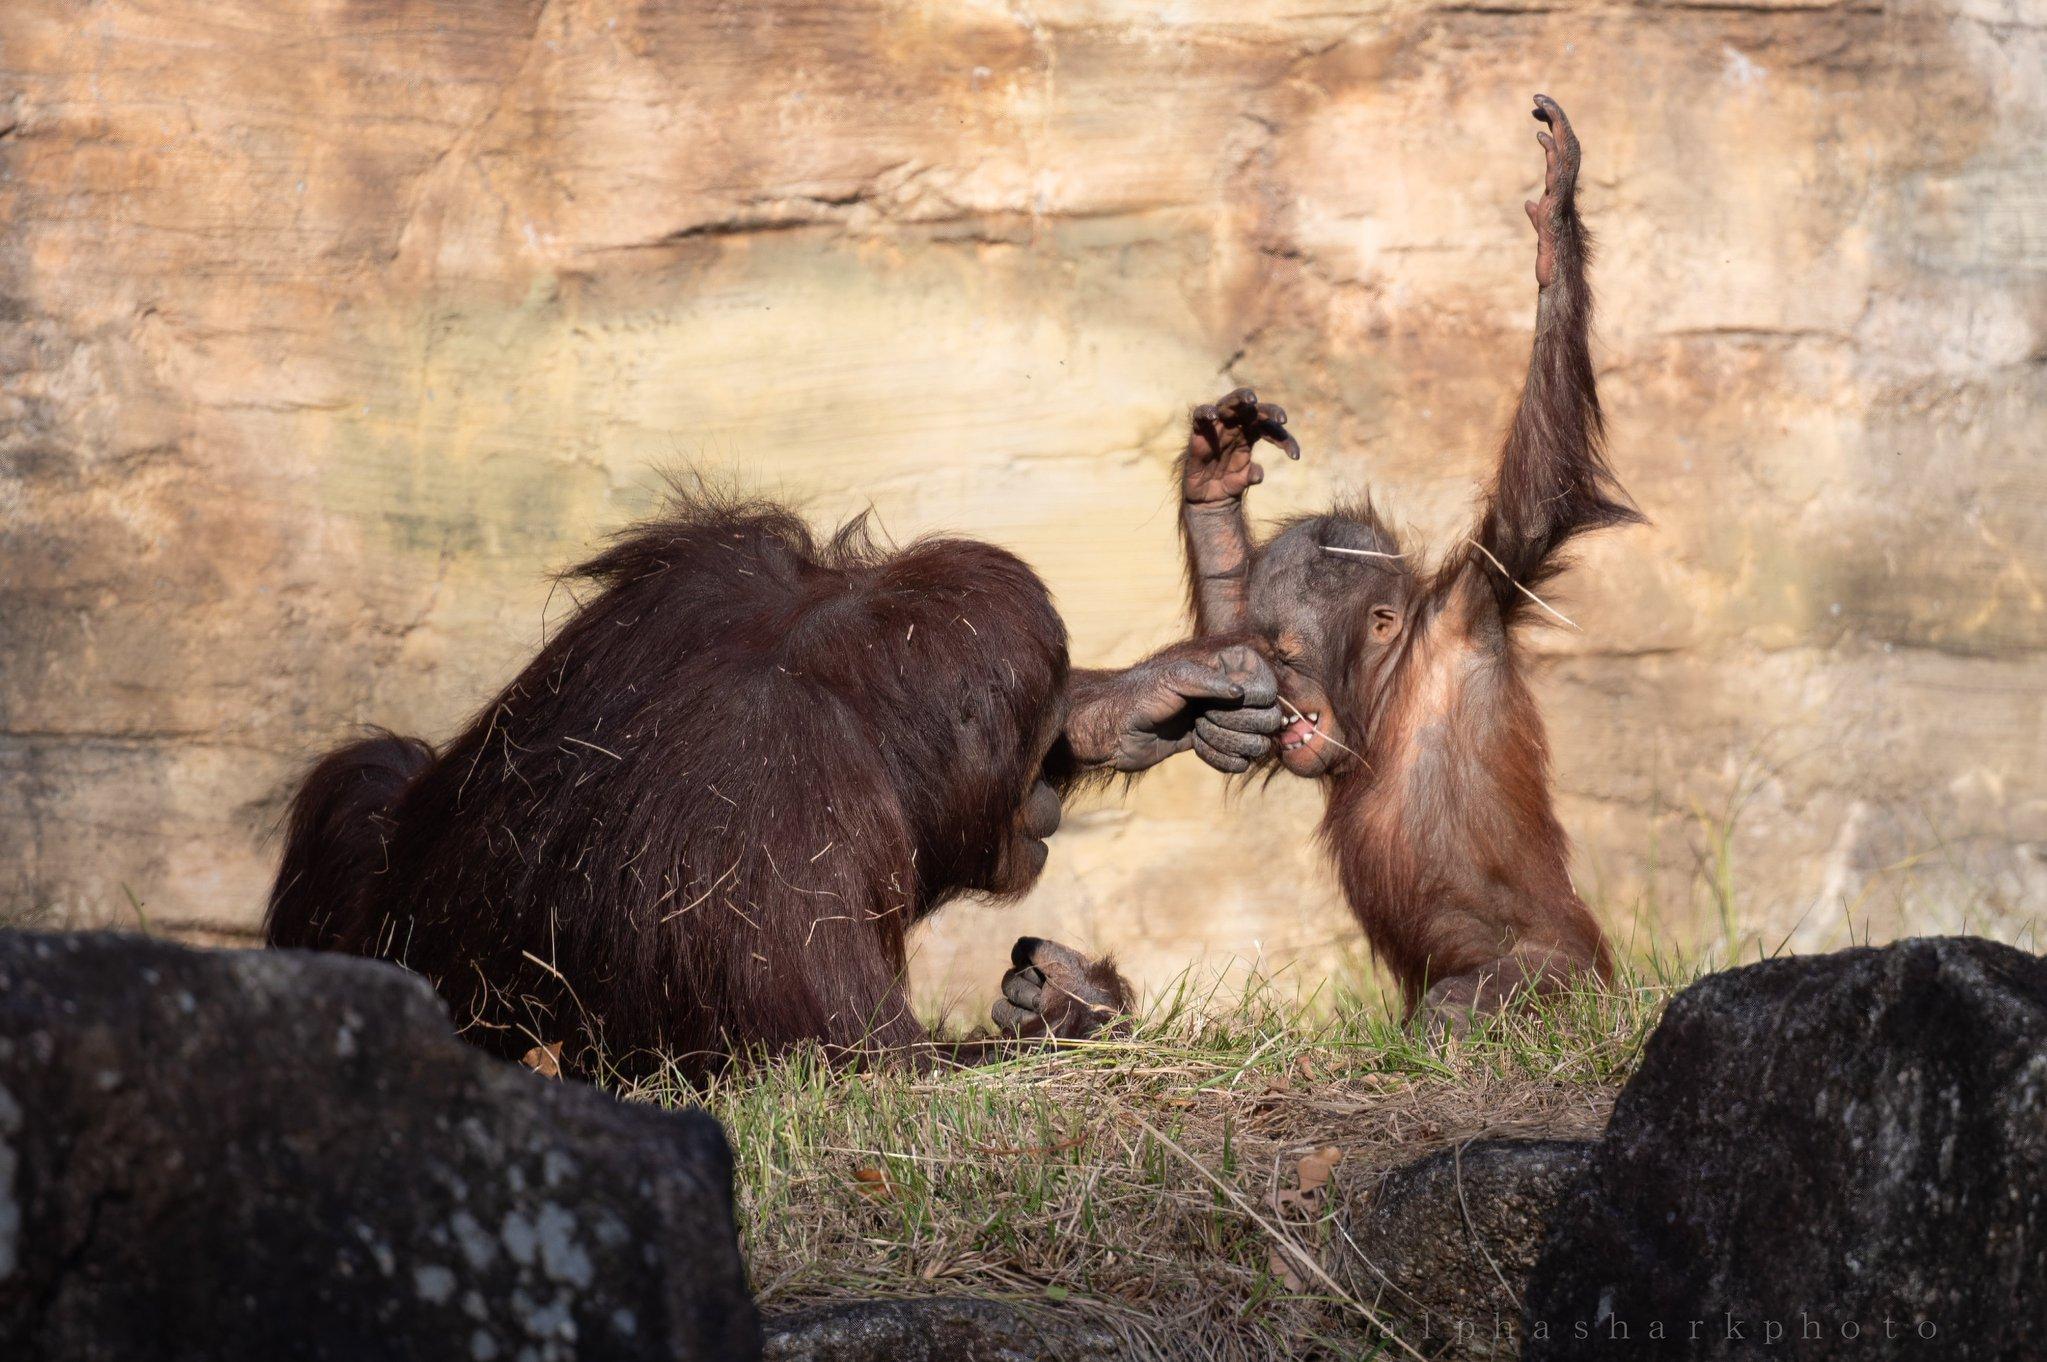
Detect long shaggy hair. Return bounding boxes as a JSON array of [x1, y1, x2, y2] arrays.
[[267, 492, 1071, 1078]]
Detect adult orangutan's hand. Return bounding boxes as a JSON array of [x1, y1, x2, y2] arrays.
[[1064, 640, 1283, 774]]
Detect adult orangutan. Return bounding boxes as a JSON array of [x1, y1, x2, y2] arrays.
[[1173, 97, 1640, 1028], [267, 494, 1282, 1079]]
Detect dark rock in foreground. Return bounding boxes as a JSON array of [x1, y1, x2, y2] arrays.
[[1337, 1138, 1591, 1359], [1525, 937, 2047, 1358], [0, 931, 760, 1362], [763, 1297, 1125, 1361]]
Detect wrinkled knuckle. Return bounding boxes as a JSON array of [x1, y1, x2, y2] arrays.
[[1209, 737, 1258, 762], [1197, 718, 1258, 749], [1202, 748, 1250, 774], [1034, 938, 1090, 972], [1208, 706, 1278, 735]]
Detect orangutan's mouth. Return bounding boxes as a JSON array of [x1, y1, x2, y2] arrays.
[[1279, 711, 1323, 753]]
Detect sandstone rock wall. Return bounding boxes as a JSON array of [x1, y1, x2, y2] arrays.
[[3, 0, 2042, 1009]]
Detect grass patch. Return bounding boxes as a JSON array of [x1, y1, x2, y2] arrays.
[[624, 961, 1688, 1359]]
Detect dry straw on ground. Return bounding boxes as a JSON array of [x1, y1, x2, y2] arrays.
[[624, 969, 1678, 1360]]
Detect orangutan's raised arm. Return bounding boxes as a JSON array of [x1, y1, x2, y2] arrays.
[[1460, 95, 1642, 627]]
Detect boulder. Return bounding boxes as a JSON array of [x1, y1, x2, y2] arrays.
[[1525, 937, 2047, 1357], [1336, 1139, 1592, 1359], [762, 1297, 1124, 1361], [0, 931, 761, 1361]]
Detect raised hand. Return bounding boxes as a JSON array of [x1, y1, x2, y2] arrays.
[[991, 937, 1132, 1040], [1181, 387, 1299, 505], [1525, 94, 1582, 290]]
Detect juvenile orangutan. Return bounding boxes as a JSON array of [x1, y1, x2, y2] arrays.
[[1174, 97, 1640, 1027]]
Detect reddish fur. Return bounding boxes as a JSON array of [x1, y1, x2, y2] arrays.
[[1179, 98, 1636, 1019], [1322, 576, 1613, 1010]]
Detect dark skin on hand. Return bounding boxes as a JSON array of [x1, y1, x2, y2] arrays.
[[992, 936, 1135, 1040], [1172, 97, 1640, 1034], [1064, 640, 1282, 776]]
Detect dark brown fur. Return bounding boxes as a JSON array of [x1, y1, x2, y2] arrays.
[[268, 493, 1095, 1079]]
